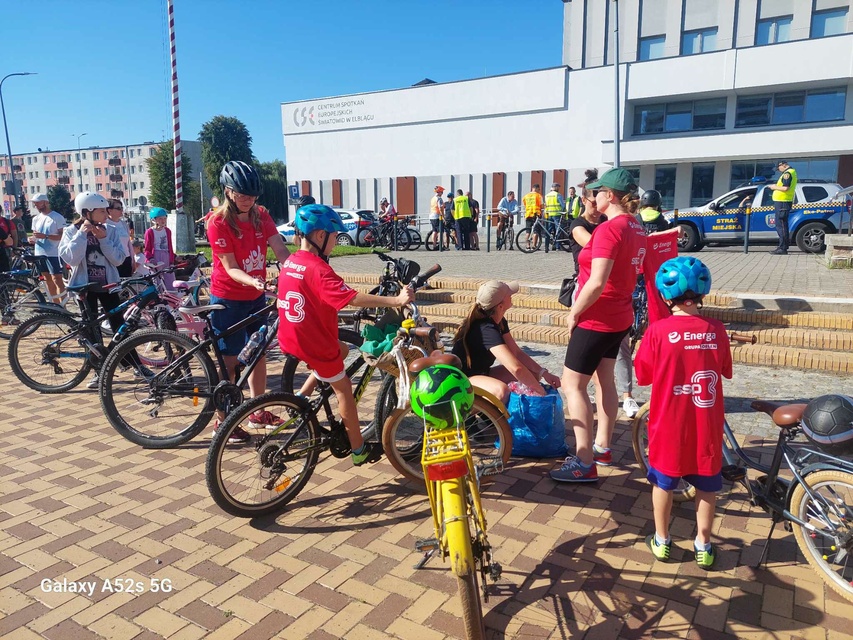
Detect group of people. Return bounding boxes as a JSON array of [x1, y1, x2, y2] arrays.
[[427, 186, 481, 251], [451, 167, 731, 569]]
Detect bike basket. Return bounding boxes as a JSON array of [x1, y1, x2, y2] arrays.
[[375, 333, 439, 378]]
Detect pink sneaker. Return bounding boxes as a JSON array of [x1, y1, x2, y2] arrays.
[[248, 410, 285, 431]]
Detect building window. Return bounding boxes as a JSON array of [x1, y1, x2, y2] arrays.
[[131, 165, 136, 174], [82, 152, 86, 160], [639, 35, 666, 61], [806, 87, 847, 121], [129, 149, 135, 158], [42, 156, 49, 164], [812, 8, 849, 38], [681, 28, 717, 55], [773, 92, 805, 124], [45, 171, 51, 178], [121, 150, 126, 158], [52, 155, 56, 163], [634, 98, 726, 134], [140, 182, 145, 189], [736, 95, 772, 126], [132, 182, 137, 190], [690, 165, 715, 206], [83, 168, 88, 175], [736, 87, 846, 127], [93, 152, 100, 160], [85, 183, 89, 191], [149, 148, 155, 157], [96, 183, 102, 191], [654, 166, 677, 210], [75, 153, 80, 161], [95, 168, 102, 176]]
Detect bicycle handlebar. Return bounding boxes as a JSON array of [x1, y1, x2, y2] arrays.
[[411, 264, 441, 291]]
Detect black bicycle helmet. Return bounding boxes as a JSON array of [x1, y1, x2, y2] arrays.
[[220, 161, 262, 197], [294, 195, 316, 207], [640, 189, 662, 209]]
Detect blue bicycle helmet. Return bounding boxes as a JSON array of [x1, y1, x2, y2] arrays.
[[294, 204, 346, 236], [149, 207, 168, 220], [655, 256, 712, 301]]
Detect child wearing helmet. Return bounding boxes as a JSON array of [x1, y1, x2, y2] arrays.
[[277, 204, 414, 465], [633, 256, 732, 570], [143, 207, 176, 290]]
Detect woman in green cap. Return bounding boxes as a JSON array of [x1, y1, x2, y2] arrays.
[[551, 167, 647, 484]]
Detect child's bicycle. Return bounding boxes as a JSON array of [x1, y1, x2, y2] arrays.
[[631, 332, 853, 603]]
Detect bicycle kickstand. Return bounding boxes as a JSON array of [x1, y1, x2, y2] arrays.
[[754, 520, 778, 569]]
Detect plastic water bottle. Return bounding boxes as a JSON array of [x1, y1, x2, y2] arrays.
[[237, 325, 267, 366]]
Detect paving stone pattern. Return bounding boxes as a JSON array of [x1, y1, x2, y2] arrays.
[[2, 346, 852, 638]]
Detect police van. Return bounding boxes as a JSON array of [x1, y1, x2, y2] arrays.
[[666, 178, 850, 253]]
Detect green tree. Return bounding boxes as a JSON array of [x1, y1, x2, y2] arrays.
[[198, 116, 254, 198], [184, 179, 202, 221], [257, 160, 288, 222], [146, 141, 194, 212], [47, 185, 74, 221]]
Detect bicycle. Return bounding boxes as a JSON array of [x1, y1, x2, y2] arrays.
[[411, 353, 504, 640], [515, 215, 572, 253], [629, 275, 648, 352], [494, 212, 514, 251], [357, 216, 413, 250], [631, 332, 853, 603], [6, 265, 186, 393]]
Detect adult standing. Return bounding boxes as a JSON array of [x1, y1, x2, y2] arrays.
[[30, 193, 67, 305], [0, 215, 14, 272], [567, 170, 605, 277], [522, 184, 543, 250], [206, 161, 291, 441], [544, 183, 566, 252], [550, 168, 647, 483], [565, 187, 582, 220], [768, 160, 797, 255], [428, 186, 445, 250], [11, 206, 28, 247], [467, 191, 481, 250], [106, 199, 134, 277], [453, 189, 472, 250], [443, 192, 456, 248], [496, 191, 519, 247], [637, 190, 670, 234]]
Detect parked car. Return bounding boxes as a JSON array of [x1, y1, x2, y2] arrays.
[[277, 208, 377, 246], [667, 178, 849, 253]]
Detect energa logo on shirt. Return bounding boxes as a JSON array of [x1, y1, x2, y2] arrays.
[[672, 370, 718, 408], [242, 248, 265, 273]]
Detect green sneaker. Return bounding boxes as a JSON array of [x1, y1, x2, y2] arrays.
[[694, 544, 716, 570], [351, 442, 382, 466], [645, 534, 671, 562]]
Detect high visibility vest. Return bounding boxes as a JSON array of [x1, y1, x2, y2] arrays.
[[772, 167, 797, 203], [639, 207, 662, 223], [453, 195, 472, 220], [545, 191, 562, 218], [522, 192, 541, 218], [566, 195, 581, 218], [430, 195, 442, 216]]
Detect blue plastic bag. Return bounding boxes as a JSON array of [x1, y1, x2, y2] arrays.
[[507, 387, 568, 458]]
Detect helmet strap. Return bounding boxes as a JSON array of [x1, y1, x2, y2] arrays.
[[305, 231, 332, 263]]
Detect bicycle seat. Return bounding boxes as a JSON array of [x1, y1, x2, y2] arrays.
[[408, 351, 463, 375], [751, 400, 807, 429], [178, 303, 226, 317]]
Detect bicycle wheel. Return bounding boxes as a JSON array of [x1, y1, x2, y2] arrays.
[[389, 227, 412, 251], [407, 228, 423, 251], [382, 395, 512, 483], [789, 469, 853, 603], [0, 278, 47, 339], [8, 313, 92, 393], [99, 328, 218, 448], [515, 228, 541, 253], [631, 403, 696, 502], [356, 228, 376, 248], [206, 392, 321, 517]]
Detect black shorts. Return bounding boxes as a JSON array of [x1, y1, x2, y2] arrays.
[[564, 327, 630, 376], [430, 219, 441, 233], [525, 217, 536, 230]]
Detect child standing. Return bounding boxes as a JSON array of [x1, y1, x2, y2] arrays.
[[634, 256, 732, 569], [144, 208, 176, 290], [132, 239, 150, 275]]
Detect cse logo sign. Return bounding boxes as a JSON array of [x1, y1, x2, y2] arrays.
[[293, 106, 315, 128], [672, 370, 719, 409]]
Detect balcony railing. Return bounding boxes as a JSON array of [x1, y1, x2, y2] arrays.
[[57, 176, 70, 184], [109, 174, 122, 182], [108, 157, 122, 166], [110, 189, 124, 198], [56, 162, 69, 169]]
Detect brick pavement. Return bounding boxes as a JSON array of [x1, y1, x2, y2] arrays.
[[2, 354, 852, 639]]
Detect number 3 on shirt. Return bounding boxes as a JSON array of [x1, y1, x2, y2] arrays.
[[278, 292, 306, 323]]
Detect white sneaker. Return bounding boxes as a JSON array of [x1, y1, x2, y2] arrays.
[[623, 397, 640, 418]]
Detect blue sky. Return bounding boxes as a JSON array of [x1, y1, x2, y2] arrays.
[[1, 0, 563, 164]]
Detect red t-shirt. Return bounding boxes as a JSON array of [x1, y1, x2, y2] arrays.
[[207, 207, 278, 301], [576, 213, 647, 332], [634, 314, 733, 477], [277, 250, 358, 368]]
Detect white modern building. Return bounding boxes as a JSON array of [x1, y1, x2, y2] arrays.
[[282, 0, 853, 215]]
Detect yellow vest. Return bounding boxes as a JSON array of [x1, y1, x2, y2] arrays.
[[566, 195, 581, 218], [544, 191, 562, 218], [453, 195, 472, 220], [772, 167, 797, 202], [639, 207, 662, 223], [522, 192, 541, 218]]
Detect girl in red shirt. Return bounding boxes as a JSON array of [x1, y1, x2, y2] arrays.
[[207, 161, 290, 442], [551, 168, 647, 484]]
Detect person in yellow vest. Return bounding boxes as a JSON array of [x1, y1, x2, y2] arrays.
[[767, 160, 797, 255], [565, 186, 582, 220], [543, 182, 566, 252], [522, 184, 543, 250], [453, 188, 473, 250]]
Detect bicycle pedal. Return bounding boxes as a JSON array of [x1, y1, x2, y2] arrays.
[[721, 465, 746, 482], [489, 562, 502, 581], [415, 538, 439, 552], [477, 457, 504, 477]]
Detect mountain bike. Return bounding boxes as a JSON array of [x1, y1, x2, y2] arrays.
[[515, 215, 572, 253], [629, 275, 648, 352], [357, 217, 414, 250], [411, 353, 504, 640], [494, 212, 514, 251], [1, 249, 72, 338], [631, 333, 853, 603]]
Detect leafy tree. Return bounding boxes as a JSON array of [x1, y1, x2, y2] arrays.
[[198, 116, 254, 198], [47, 185, 74, 221], [257, 160, 288, 222], [146, 141, 194, 212], [184, 179, 202, 221]]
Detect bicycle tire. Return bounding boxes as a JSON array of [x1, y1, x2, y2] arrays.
[[356, 227, 376, 248], [8, 312, 92, 393], [425, 234, 440, 251], [99, 328, 218, 448], [382, 395, 512, 484], [0, 278, 47, 339], [630, 403, 696, 502], [387, 227, 412, 251], [515, 228, 540, 253], [789, 469, 853, 603], [206, 391, 321, 518], [406, 228, 423, 251]]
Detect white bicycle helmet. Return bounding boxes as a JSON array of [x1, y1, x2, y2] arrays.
[[74, 191, 110, 215]]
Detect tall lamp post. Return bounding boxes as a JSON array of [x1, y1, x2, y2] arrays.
[[1, 72, 37, 210], [72, 133, 87, 194]]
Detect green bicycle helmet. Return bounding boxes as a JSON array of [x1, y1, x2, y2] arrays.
[[410, 364, 475, 430]]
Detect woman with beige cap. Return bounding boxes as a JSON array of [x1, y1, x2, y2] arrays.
[[451, 280, 561, 403]]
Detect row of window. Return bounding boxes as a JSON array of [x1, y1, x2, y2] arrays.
[[22, 165, 150, 179], [0, 148, 157, 168], [638, 7, 849, 61], [634, 87, 847, 135]]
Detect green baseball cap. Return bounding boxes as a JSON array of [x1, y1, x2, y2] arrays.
[[586, 167, 637, 192]]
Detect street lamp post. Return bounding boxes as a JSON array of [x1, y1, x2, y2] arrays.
[[73, 133, 87, 194], [1, 72, 37, 211]]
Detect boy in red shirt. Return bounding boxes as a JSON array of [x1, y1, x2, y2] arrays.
[[634, 256, 732, 569], [278, 204, 413, 465]]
